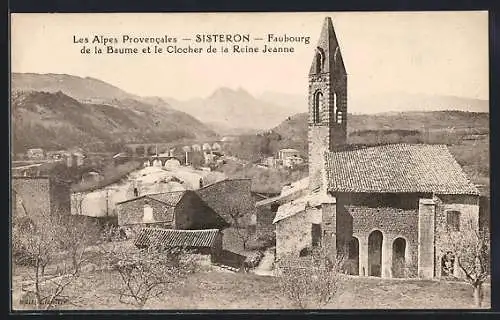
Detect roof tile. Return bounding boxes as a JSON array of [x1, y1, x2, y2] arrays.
[[325, 144, 479, 195], [134, 228, 220, 248]]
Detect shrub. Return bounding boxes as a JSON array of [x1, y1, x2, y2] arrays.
[[277, 248, 345, 309]]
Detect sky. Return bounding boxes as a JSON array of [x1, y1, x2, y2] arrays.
[[11, 12, 488, 101]]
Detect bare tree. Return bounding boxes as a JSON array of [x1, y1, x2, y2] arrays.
[[440, 219, 490, 307], [277, 247, 345, 309], [72, 192, 85, 216], [12, 212, 99, 309], [102, 245, 197, 309], [227, 205, 252, 250], [57, 216, 101, 273]]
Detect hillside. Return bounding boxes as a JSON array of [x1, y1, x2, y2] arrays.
[[272, 110, 489, 143], [227, 110, 490, 195], [11, 90, 216, 154], [259, 91, 489, 115], [165, 88, 304, 134], [12, 73, 140, 104]]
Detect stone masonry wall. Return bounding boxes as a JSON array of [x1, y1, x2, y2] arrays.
[[117, 197, 175, 227], [337, 193, 420, 278], [50, 179, 71, 215], [433, 194, 480, 278], [196, 179, 254, 227], [12, 177, 52, 218], [275, 210, 312, 262], [174, 192, 226, 230], [256, 205, 276, 239]]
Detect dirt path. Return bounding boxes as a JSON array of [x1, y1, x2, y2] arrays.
[[253, 248, 275, 276]]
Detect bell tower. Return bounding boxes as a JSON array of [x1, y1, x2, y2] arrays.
[[308, 17, 347, 191]]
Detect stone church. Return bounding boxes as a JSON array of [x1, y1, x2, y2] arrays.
[[257, 17, 481, 279]]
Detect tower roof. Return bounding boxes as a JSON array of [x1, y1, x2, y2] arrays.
[[309, 17, 346, 76]]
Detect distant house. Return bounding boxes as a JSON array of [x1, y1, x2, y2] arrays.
[[66, 152, 85, 167], [116, 190, 229, 233], [192, 144, 202, 152], [134, 228, 223, 263], [113, 152, 131, 166], [81, 171, 102, 184], [283, 155, 304, 168], [26, 148, 44, 160], [277, 148, 303, 168], [202, 143, 212, 152], [278, 148, 300, 161], [263, 156, 278, 168], [164, 158, 181, 170], [12, 176, 71, 219], [212, 143, 222, 151]]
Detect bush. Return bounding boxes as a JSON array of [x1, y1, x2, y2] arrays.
[[277, 248, 345, 309]]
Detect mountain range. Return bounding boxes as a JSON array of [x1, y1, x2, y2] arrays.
[[11, 72, 489, 153], [11, 73, 216, 153]]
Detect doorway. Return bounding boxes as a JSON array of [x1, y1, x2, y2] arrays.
[[348, 237, 359, 275], [368, 230, 383, 277], [392, 237, 406, 278]]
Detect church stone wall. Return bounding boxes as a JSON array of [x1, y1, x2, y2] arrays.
[[418, 199, 435, 279], [337, 192, 419, 278]]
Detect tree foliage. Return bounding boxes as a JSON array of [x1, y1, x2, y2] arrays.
[[439, 219, 490, 307]]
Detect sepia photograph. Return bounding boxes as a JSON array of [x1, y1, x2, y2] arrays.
[[10, 11, 490, 310]]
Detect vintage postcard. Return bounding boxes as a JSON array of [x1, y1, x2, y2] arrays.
[[10, 12, 490, 310]]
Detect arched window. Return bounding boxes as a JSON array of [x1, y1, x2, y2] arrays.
[[143, 205, 154, 223], [446, 211, 461, 231], [315, 52, 323, 74], [313, 91, 322, 124]]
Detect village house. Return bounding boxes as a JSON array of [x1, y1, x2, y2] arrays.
[[195, 179, 258, 252], [26, 148, 45, 160], [257, 17, 481, 280], [116, 190, 229, 234], [113, 152, 131, 166], [12, 176, 71, 219], [195, 179, 255, 227], [134, 228, 224, 264]]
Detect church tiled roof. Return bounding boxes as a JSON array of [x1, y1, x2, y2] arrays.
[[325, 144, 479, 195]]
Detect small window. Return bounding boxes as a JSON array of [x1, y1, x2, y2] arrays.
[[312, 223, 322, 247], [446, 211, 461, 231], [143, 205, 154, 223]]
